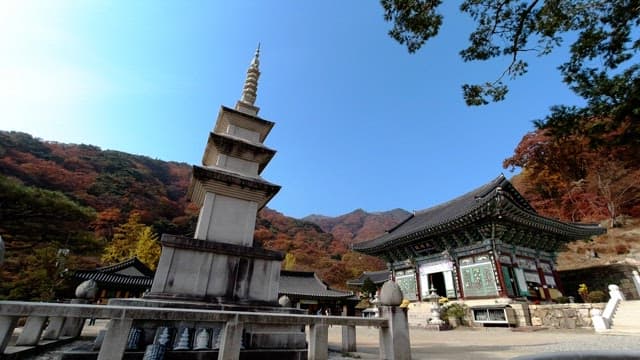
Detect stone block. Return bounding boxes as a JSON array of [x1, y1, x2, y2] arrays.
[[42, 316, 66, 340], [0, 316, 18, 353], [531, 317, 543, 326], [219, 320, 244, 360], [97, 319, 133, 360], [308, 324, 328, 360], [341, 325, 356, 353], [16, 316, 47, 345], [564, 318, 577, 329], [245, 332, 306, 349]]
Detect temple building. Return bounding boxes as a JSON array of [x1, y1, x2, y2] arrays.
[[353, 175, 605, 305]]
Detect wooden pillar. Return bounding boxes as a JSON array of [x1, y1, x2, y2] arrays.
[[415, 263, 422, 302], [536, 262, 551, 300], [493, 255, 508, 298]]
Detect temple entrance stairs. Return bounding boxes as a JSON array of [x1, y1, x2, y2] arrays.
[[609, 300, 640, 334]]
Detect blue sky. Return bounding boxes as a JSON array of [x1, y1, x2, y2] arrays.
[[0, 1, 583, 218]]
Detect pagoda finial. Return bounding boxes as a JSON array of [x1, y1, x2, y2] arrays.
[[236, 44, 261, 115]]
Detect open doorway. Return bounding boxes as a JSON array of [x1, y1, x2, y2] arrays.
[[429, 272, 446, 297]]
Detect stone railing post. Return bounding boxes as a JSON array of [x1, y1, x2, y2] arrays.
[[15, 315, 48, 345], [0, 316, 18, 354], [42, 317, 66, 340], [593, 284, 625, 332], [341, 325, 356, 353], [97, 318, 133, 360], [218, 316, 244, 360], [631, 270, 640, 298], [61, 299, 88, 337], [309, 323, 328, 360], [378, 281, 411, 360]]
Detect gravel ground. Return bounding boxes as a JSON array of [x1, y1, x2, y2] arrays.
[[327, 326, 640, 359], [17, 323, 640, 360]]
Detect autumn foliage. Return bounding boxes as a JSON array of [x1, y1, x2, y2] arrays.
[[504, 117, 640, 227]]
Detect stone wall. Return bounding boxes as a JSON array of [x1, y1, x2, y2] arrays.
[[559, 264, 639, 300], [528, 303, 605, 329]]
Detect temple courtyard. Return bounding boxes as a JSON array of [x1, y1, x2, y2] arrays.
[[14, 320, 640, 360], [326, 326, 640, 360]]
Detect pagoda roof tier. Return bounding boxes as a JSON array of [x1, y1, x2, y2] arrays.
[[353, 175, 605, 256], [214, 106, 274, 143], [188, 165, 280, 209], [202, 132, 276, 173]]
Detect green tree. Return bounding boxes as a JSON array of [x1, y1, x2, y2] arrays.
[[381, 0, 640, 114], [2, 245, 76, 301]]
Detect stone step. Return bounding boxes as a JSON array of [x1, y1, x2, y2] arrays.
[[610, 301, 640, 332]]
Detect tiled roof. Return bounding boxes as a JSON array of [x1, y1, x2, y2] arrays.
[[73, 262, 353, 300], [346, 270, 391, 286], [353, 174, 605, 254], [73, 270, 153, 288], [279, 270, 354, 300], [93, 257, 155, 277]]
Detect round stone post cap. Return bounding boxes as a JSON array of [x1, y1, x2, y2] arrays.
[[379, 280, 404, 306], [278, 295, 292, 307], [76, 279, 98, 299]]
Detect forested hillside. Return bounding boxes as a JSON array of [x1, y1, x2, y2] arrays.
[[0, 131, 390, 299], [303, 208, 410, 245]]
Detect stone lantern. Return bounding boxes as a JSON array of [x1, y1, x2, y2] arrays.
[[427, 287, 444, 326]]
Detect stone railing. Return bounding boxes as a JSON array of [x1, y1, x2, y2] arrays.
[[0, 301, 408, 360], [592, 284, 625, 332]]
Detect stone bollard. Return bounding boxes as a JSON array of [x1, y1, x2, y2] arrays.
[[631, 270, 640, 298], [378, 281, 411, 360]]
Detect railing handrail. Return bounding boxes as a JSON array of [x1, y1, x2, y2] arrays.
[[0, 300, 388, 328]]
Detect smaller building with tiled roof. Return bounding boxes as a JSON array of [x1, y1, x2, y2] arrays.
[[72, 260, 356, 313], [71, 258, 155, 303], [279, 270, 357, 315], [346, 270, 391, 287]]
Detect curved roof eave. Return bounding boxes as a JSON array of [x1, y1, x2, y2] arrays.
[[353, 175, 605, 255]]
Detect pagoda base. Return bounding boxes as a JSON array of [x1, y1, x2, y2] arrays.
[[61, 348, 307, 360], [106, 297, 307, 354]]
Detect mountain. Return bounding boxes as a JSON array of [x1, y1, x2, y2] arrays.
[[0, 131, 388, 297], [303, 208, 411, 245]]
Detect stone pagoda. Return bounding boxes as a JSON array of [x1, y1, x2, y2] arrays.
[[146, 46, 285, 306], [111, 47, 307, 356]]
